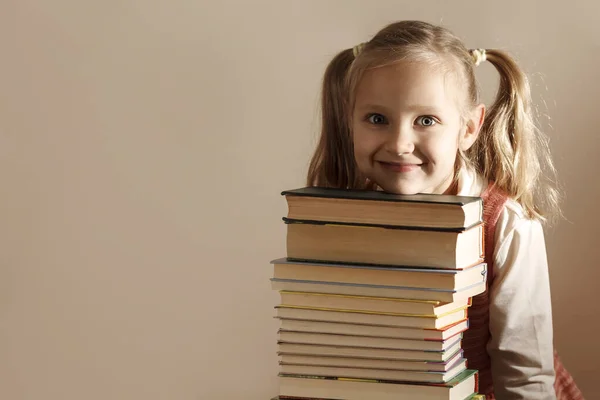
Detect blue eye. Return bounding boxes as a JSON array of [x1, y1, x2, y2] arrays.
[[415, 116, 437, 126], [367, 113, 388, 125]]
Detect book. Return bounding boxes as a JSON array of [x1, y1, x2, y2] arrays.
[[277, 341, 462, 362], [282, 187, 483, 229], [277, 330, 462, 351], [272, 394, 484, 400], [278, 291, 471, 316], [272, 392, 485, 400], [278, 361, 467, 383], [271, 278, 486, 303], [277, 318, 470, 341], [278, 350, 466, 372], [285, 219, 483, 269], [276, 306, 468, 329], [271, 259, 487, 291], [278, 368, 477, 400]]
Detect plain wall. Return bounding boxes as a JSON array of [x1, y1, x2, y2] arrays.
[[1, 1, 598, 399]]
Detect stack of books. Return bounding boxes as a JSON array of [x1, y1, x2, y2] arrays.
[[270, 187, 489, 400]]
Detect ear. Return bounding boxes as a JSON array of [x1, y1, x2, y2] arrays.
[[460, 103, 485, 151]]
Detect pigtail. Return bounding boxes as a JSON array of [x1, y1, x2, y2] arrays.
[[469, 49, 560, 222], [306, 49, 362, 188]]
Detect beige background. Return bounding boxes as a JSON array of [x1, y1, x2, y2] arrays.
[[1, 1, 598, 399]]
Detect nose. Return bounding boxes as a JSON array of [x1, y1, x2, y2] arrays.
[[386, 123, 415, 155]]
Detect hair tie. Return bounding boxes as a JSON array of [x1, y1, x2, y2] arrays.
[[470, 48, 487, 66], [352, 42, 367, 58]]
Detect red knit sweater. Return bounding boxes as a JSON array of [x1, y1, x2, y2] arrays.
[[463, 184, 583, 399]]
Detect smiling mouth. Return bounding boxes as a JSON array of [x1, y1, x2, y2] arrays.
[[378, 161, 423, 173]]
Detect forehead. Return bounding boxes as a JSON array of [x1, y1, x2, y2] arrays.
[[354, 61, 462, 112]]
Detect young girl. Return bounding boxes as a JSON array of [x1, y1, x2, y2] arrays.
[[306, 20, 583, 399]]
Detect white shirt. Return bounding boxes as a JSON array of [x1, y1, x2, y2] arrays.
[[457, 167, 557, 400]]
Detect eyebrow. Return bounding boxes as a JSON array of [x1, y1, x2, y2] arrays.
[[356, 103, 441, 114]]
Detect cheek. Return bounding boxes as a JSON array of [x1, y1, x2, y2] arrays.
[[420, 134, 459, 164], [352, 129, 369, 157], [353, 128, 381, 155]]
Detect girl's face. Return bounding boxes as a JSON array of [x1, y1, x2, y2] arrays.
[[352, 61, 483, 195]]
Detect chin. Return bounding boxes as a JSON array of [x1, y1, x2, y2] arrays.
[[376, 181, 423, 195]]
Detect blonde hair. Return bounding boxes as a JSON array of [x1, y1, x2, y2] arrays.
[[307, 20, 560, 223]]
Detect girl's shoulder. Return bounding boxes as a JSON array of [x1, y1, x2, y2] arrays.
[[460, 168, 547, 270], [480, 179, 540, 232], [496, 196, 538, 236], [501, 197, 528, 220], [459, 166, 531, 224], [460, 168, 543, 250], [492, 192, 546, 269]]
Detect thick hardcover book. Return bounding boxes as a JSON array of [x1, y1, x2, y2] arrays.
[[277, 368, 477, 400], [282, 186, 482, 230]]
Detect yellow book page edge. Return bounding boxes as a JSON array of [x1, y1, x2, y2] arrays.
[[276, 304, 469, 318], [280, 291, 442, 305]]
